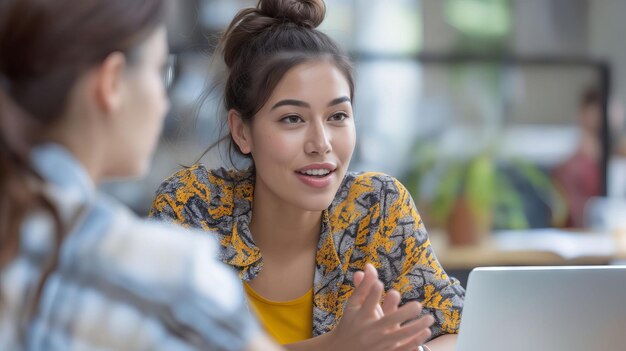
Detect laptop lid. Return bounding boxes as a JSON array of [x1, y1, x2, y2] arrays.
[[456, 266, 626, 351]]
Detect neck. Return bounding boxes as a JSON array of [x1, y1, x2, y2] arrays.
[[249, 193, 322, 256], [44, 118, 105, 185], [40, 73, 111, 186]]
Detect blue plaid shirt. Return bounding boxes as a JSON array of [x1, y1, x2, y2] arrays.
[[0, 144, 259, 350]]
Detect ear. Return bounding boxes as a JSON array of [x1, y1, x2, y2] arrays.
[[228, 109, 252, 154], [93, 52, 126, 114]]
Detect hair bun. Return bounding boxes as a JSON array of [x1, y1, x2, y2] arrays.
[[259, 0, 325, 29]]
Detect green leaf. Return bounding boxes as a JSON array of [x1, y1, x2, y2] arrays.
[[464, 156, 495, 221], [431, 161, 466, 223]]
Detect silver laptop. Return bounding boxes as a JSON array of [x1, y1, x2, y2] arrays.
[[456, 266, 626, 351]]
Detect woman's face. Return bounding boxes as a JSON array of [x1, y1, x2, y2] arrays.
[[237, 60, 356, 212], [109, 25, 170, 178]]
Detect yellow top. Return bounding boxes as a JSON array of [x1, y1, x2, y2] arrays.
[[244, 282, 313, 345]]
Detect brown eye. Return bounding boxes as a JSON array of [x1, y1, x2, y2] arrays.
[[281, 115, 304, 124], [329, 112, 349, 121]]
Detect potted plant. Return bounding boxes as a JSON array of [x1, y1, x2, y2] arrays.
[[403, 142, 566, 246]]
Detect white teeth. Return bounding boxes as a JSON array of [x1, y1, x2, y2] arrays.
[[301, 169, 331, 176]]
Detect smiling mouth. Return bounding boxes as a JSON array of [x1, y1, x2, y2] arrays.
[[296, 169, 334, 177]]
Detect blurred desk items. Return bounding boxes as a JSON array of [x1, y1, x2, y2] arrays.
[[429, 228, 626, 286]]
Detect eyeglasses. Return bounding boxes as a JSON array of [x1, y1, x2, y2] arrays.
[[163, 54, 177, 91]]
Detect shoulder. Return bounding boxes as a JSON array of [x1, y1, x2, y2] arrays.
[[155, 165, 251, 195], [334, 171, 410, 206], [98, 212, 251, 315], [150, 165, 254, 225], [82, 198, 220, 291], [154, 164, 209, 195], [63, 202, 259, 347], [328, 171, 417, 239], [328, 172, 422, 245]]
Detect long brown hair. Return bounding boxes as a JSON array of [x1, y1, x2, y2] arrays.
[[0, 0, 165, 317], [198, 0, 354, 164]]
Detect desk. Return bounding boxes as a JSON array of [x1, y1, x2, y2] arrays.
[[428, 228, 626, 286]]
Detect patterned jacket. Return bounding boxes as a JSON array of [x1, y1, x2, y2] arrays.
[[150, 165, 465, 338]]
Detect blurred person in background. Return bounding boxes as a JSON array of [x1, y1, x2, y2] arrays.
[[552, 87, 603, 228], [150, 0, 464, 350], [0, 0, 286, 349]]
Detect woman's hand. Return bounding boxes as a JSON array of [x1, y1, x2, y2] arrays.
[[328, 264, 434, 351]]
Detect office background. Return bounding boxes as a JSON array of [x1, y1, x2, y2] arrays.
[[101, 0, 626, 281]]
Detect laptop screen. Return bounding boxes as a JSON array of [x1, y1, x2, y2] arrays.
[[456, 266, 626, 351]]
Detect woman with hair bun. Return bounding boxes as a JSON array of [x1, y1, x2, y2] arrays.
[[0, 0, 282, 350], [151, 0, 464, 350]]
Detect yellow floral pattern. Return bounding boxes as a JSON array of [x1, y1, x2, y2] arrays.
[[150, 165, 464, 338]]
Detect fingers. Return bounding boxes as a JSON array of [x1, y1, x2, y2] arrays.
[[394, 328, 433, 351], [342, 263, 437, 351], [353, 271, 364, 288], [353, 270, 385, 318], [382, 289, 401, 315], [391, 314, 434, 341], [363, 263, 379, 280], [347, 264, 380, 308], [383, 314, 434, 351], [345, 263, 436, 351], [378, 301, 424, 328], [362, 280, 384, 313]]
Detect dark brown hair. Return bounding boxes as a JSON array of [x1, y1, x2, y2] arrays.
[[580, 86, 601, 108], [0, 0, 165, 324], [201, 0, 354, 163]]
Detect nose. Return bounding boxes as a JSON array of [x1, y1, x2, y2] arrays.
[[305, 121, 332, 155]]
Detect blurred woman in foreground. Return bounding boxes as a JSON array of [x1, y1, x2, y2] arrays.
[[0, 0, 284, 349]]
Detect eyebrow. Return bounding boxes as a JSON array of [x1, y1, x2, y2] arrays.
[[270, 96, 352, 111], [327, 96, 351, 107], [271, 99, 310, 110]]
